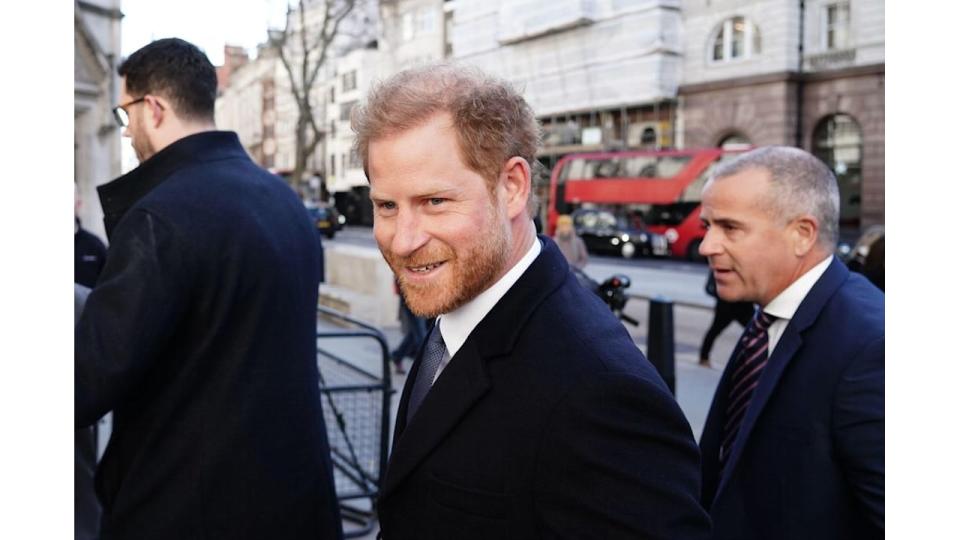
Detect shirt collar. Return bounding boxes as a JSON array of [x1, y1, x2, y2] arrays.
[[763, 255, 834, 321], [438, 235, 542, 358]]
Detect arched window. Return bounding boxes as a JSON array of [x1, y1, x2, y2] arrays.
[[717, 133, 751, 150], [710, 17, 762, 63], [813, 114, 862, 227], [640, 127, 657, 148]]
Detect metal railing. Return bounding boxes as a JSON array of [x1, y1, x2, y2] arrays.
[[316, 306, 393, 539]]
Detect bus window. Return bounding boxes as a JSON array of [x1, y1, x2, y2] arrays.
[[679, 152, 740, 201], [645, 202, 701, 226]]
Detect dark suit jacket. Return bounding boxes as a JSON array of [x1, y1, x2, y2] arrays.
[[377, 236, 711, 539], [75, 132, 342, 540], [700, 257, 884, 539]]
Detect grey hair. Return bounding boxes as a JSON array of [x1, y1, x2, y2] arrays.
[[709, 146, 841, 248]]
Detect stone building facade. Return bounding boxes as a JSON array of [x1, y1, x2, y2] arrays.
[[74, 0, 123, 242], [679, 0, 884, 232]]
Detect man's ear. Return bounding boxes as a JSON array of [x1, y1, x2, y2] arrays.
[[499, 156, 531, 220], [144, 95, 168, 129], [790, 214, 820, 256]]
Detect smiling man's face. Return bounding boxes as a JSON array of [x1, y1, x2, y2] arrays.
[[368, 112, 511, 318]]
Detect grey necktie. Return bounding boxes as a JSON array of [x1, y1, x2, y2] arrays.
[[406, 324, 448, 423]]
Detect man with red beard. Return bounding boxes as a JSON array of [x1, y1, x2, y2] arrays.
[[354, 65, 710, 539]]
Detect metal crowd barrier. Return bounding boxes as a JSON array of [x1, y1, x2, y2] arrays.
[[316, 305, 393, 539]]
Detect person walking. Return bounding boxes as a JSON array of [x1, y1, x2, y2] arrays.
[[698, 146, 883, 539], [390, 281, 427, 374], [74, 38, 342, 540], [552, 213, 589, 269], [699, 272, 755, 366]]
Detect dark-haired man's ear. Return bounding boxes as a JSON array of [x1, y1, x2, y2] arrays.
[[145, 95, 167, 128], [500, 156, 531, 220]]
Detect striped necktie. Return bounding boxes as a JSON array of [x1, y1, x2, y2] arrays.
[[719, 309, 776, 466], [406, 324, 448, 424]]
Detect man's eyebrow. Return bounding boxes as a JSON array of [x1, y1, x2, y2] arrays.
[[705, 216, 744, 227]]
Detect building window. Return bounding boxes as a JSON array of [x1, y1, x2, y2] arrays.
[[339, 101, 356, 122], [416, 8, 436, 34], [813, 114, 862, 228], [718, 133, 751, 150], [640, 127, 657, 148], [402, 12, 415, 42], [330, 154, 336, 176], [342, 70, 357, 92], [444, 9, 454, 57], [329, 85, 335, 104], [824, 2, 850, 50], [709, 17, 761, 63]]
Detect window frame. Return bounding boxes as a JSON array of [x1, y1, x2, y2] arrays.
[[822, 2, 851, 51], [708, 16, 761, 65]]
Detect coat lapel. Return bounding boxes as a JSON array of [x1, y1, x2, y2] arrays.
[[715, 257, 849, 496], [381, 339, 490, 499]]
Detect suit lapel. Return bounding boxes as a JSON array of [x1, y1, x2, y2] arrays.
[[715, 257, 849, 496], [381, 339, 490, 499]]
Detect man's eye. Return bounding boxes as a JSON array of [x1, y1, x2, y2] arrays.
[[377, 201, 396, 210], [428, 198, 446, 206]]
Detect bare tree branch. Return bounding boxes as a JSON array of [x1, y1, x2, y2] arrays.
[[271, 0, 363, 193]]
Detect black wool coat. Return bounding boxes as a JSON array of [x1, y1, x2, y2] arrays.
[[75, 131, 343, 540], [377, 236, 712, 539]]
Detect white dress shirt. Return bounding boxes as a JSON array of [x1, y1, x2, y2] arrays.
[[763, 255, 834, 355], [431, 236, 542, 383]]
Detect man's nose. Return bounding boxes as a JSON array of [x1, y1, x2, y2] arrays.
[[699, 227, 722, 258], [390, 209, 430, 257]]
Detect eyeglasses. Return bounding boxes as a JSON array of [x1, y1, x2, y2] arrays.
[[111, 97, 146, 127]]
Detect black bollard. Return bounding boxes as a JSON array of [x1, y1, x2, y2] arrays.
[[647, 296, 676, 395]]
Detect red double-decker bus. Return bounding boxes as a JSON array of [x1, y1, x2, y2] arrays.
[[546, 148, 748, 260]]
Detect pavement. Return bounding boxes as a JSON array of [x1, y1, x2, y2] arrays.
[[317, 260, 743, 538]]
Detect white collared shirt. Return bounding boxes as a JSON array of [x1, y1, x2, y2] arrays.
[[431, 236, 542, 383], [762, 255, 834, 355]]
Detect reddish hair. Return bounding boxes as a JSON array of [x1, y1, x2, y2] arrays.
[[352, 63, 542, 196]]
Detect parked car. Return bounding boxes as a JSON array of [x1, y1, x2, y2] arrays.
[[571, 208, 670, 259], [305, 203, 346, 239]]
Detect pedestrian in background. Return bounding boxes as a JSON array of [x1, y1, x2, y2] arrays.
[[847, 225, 884, 291], [75, 184, 107, 289], [74, 38, 342, 540], [354, 64, 710, 539], [698, 272, 754, 367], [552, 213, 589, 269], [698, 146, 883, 539], [390, 280, 427, 374]]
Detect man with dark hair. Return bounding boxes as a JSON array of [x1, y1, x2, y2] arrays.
[[75, 38, 343, 540], [698, 146, 884, 539], [354, 64, 710, 539]]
